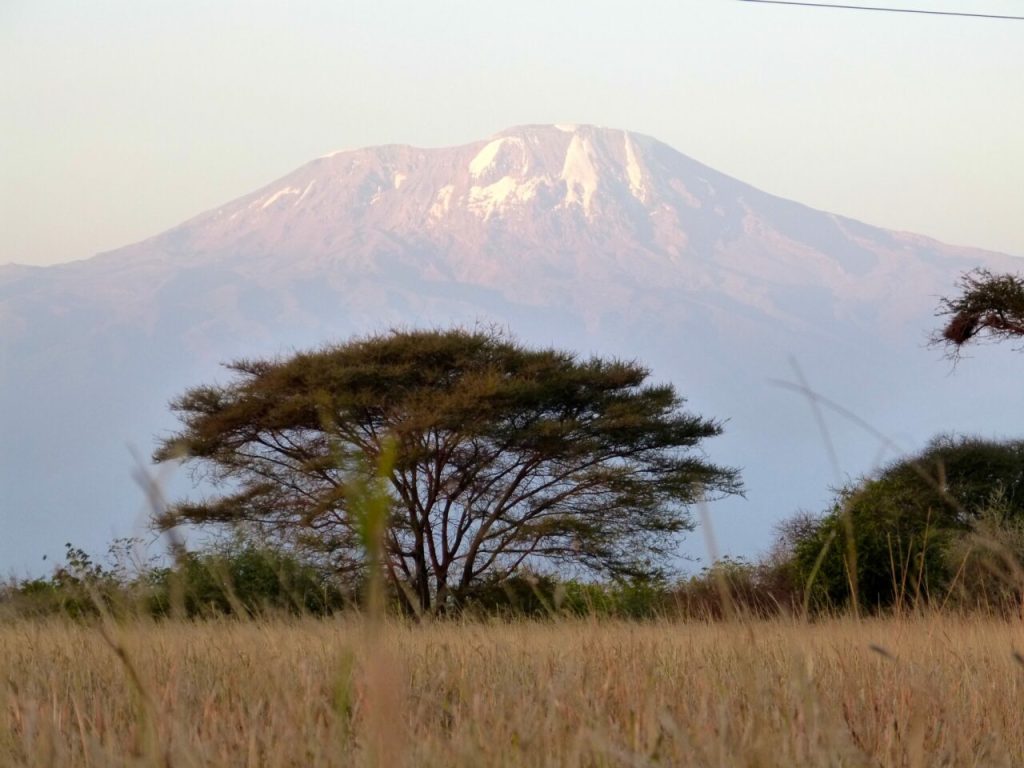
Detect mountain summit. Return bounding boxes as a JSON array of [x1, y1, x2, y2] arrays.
[[151, 124, 731, 259], [64, 122, 1007, 335], [2, 125, 1021, 573]]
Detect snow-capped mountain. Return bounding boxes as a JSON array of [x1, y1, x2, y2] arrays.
[[3, 124, 1022, 573]]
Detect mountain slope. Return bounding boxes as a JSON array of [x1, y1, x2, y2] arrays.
[[2, 125, 1021, 574]]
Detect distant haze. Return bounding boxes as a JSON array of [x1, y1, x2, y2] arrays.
[[2, 123, 1023, 576]]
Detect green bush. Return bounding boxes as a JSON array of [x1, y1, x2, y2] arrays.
[[458, 573, 670, 619], [1, 538, 354, 620], [147, 541, 354, 617], [788, 435, 1024, 612], [459, 572, 564, 617]]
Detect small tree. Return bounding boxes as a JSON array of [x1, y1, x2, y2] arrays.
[[937, 269, 1024, 355], [155, 328, 740, 614]]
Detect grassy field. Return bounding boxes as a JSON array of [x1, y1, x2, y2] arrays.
[[3, 614, 1024, 767]]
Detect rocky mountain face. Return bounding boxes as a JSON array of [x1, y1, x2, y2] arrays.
[[3, 124, 1021, 573]]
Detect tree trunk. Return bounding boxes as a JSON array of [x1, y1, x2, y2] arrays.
[[413, 553, 431, 614]]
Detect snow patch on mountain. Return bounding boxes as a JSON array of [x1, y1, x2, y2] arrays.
[[467, 177, 519, 219], [261, 187, 300, 209], [430, 184, 455, 218], [623, 133, 647, 203], [467, 176, 545, 220], [469, 136, 526, 179], [295, 180, 316, 205], [469, 139, 505, 177], [561, 134, 600, 214]]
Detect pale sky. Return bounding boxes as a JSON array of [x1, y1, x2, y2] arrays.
[[2, 0, 1022, 267]]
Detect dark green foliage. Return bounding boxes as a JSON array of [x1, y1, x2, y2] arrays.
[[0, 549, 780, 621], [788, 435, 1024, 611], [146, 540, 353, 617], [459, 572, 565, 617], [0, 539, 353, 619], [588, 576, 668, 619], [459, 573, 670, 619], [0, 542, 804, 621], [457, 566, 797, 620], [791, 485, 952, 611], [938, 269, 1024, 354], [155, 328, 740, 614]]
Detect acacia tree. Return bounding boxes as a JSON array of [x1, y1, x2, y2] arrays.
[[937, 269, 1024, 355], [155, 328, 741, 613]]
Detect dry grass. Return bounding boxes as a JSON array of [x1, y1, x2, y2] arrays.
[[3, 614, 1024, 767]]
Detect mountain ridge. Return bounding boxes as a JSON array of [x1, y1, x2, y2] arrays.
[[15, 123, 1010, 339]]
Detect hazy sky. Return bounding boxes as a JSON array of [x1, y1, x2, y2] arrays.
[[2, 0, 1022, 267]]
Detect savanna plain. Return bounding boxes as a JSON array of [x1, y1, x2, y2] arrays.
[[4, 613, 1024, 767]]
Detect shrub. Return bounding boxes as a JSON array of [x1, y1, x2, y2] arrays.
[[146, 540, 354, 617], [1, 537, 355, 620], [786, 435, 1024, 612]]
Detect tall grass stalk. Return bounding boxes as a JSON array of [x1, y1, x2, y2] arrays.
[[344, 438, 408, 767]]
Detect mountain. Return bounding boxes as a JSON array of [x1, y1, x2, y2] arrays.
[[3, 124, 1022, 574]]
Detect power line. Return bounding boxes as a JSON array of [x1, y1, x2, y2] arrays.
[[737, 0, 1024, 20]]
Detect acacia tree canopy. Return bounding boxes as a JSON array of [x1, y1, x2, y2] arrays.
[[155, 328, 741, 613], [938, 269, 1024, 355]]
